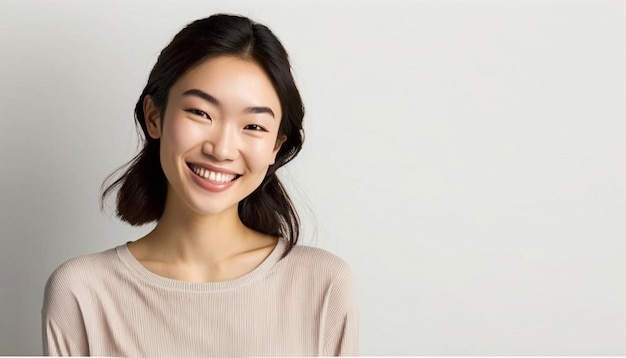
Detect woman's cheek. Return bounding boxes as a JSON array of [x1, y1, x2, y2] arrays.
[[250, 140, 277, 169], [168, 119, 204, 152]]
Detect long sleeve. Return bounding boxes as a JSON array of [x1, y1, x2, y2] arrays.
[[320, 263, 359, 356], [41, 262, 90, 356], [43, 317, 86, 356]]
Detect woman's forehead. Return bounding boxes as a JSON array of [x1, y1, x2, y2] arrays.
[[169, 56, 281, 116]]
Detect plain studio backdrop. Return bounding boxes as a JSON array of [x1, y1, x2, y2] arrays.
[[1, 0, 625, 355]]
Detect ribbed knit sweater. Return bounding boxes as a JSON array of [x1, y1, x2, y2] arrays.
[[41, 239, 358, 356]]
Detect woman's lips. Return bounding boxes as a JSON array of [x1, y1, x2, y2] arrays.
[[188, 163, 238, 183], [187, 163, 240, 193]]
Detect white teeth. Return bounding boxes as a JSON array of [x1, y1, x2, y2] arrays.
[[190, 164, 236, 183]]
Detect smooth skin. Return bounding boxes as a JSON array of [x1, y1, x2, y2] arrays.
[[127, 56, 287, 283]]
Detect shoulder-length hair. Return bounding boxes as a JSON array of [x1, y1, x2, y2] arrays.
[[102, 14, 304, 256]]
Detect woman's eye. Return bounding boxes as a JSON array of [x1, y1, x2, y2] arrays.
[[244, 124, 267, 132], [186, 109, 211, 120]]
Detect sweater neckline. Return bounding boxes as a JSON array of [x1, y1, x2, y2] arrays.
[[115, 239, 286, 292]]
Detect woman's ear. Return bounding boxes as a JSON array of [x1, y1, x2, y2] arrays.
[[143, 95, 162, 139], [270, 134, 287, 164]]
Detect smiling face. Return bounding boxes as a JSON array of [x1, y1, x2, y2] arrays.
[[144, 56, 285, 218]]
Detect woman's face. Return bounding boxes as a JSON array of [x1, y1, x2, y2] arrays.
[[145, 56, 285, 217]]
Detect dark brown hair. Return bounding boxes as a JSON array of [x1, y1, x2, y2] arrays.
[[102, 14, 304, 255]]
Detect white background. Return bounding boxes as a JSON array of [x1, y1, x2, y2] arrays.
[[1, 0, 625, 355]]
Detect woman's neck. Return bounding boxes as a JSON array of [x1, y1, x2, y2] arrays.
[[127, 187, 279, 282], [137, 183, 270, 262], [129, 209, 277, 282], [151, 211, 251, 262]]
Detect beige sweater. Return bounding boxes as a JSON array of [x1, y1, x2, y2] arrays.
[[42, 239, 358, 356]]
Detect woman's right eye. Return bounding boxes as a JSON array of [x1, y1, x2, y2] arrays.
[[186, 109, 211, 120]]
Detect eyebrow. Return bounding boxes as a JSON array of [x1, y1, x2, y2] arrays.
[[182, 88, 276, 118]]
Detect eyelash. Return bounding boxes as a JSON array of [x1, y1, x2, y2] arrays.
[[244, 124, 267, 132], [186, 109, 211, 120]]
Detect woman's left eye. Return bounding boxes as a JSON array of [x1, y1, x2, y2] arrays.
[[244, 124, 267, 131], [185, 109, 211, 120]]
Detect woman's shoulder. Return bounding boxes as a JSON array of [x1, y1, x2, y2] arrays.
[[280, 242, 354, 280], [49, 246, 119, 275], [288, 243, 349, 264], [44, 246, 122, 295], [279, 243, 357, 313]]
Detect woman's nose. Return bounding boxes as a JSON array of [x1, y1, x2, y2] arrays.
[[202, 125, 238, 161]]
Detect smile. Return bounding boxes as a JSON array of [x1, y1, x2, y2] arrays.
[[187, 163, 240, 183]]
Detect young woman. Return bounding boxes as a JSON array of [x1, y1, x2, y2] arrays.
[[42, 14, 358, 356]]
